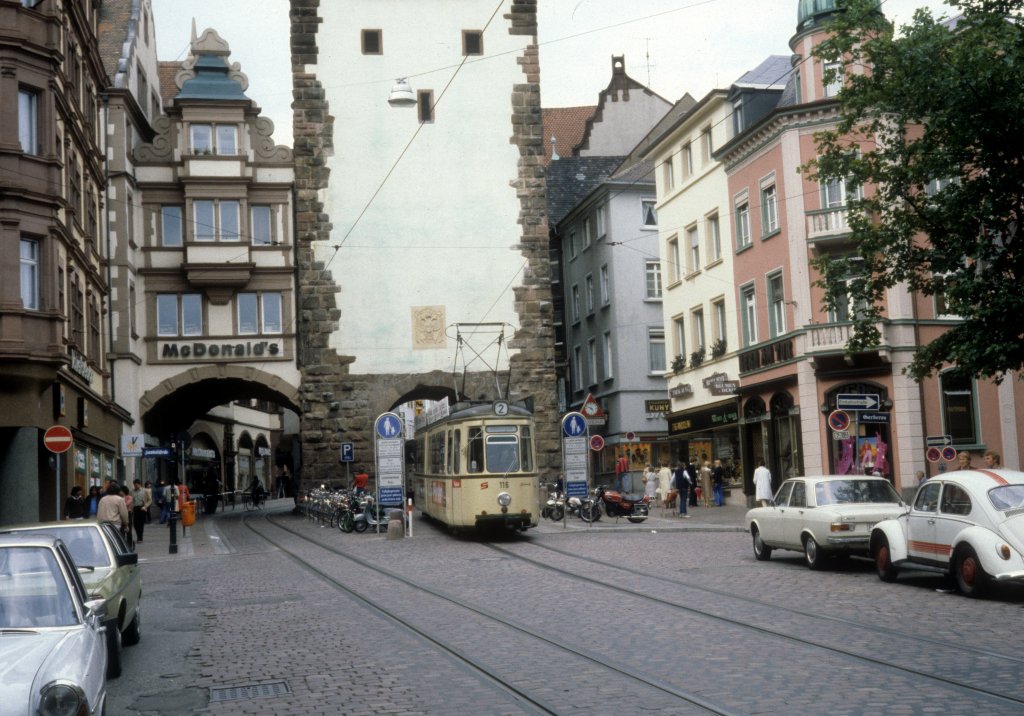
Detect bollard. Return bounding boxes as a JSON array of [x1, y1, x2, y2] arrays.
[[386, 509, 403, 540], [168, 511, 178, 554]]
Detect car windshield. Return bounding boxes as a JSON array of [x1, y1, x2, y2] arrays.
[[815, 479, 901, 505], [34, 526, 110, 569], [0, 546, 78, 628], [989, 485, 1024, 511]]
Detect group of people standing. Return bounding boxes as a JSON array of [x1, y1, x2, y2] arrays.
[[63, 478, 188, 546], [640, 458, 727, 517]]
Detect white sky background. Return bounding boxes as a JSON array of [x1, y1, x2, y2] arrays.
[[153, 0, 952, 148]]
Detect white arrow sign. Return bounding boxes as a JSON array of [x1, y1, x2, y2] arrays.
[[836, 393, 880, 411]]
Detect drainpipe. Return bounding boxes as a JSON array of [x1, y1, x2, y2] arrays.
[[101, 94, 115, 403]]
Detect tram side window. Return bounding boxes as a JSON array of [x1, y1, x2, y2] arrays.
[[416, 436, 425, 473], [446, 430, 454, 475], [468, 427, 484, 473], [429, 432, 445, 475], [452, 429, 461, 474], [520, 426, 534, 471], [486, 436, 520, 474]]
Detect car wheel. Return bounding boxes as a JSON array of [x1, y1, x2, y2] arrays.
[[106, 621, 123, 679], [804, 535, 825, 570], [123, 608, 141, 646], [752, 526, 772, 561], [874, 535, 899, 582], [954, 545, 990, 598]]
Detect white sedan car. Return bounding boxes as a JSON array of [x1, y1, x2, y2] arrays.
[[0, 533, 107, 715], [871, 469, 1024, 597], [746, 475, 907, 569]]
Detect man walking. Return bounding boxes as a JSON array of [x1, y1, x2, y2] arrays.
[[130, 479, 146, 543], [671, 463, 690, 518], [754, 460, 773, 507]]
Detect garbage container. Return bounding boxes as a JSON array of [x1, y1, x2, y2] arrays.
[[386, 509, 404, 540], [180, 500, 196, 527]]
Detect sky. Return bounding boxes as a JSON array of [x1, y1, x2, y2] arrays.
[[153, 0, 953, 148]]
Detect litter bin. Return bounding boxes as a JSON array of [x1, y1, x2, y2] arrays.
[[180, 500, 196, 527]]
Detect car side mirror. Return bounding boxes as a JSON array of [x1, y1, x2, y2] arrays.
[[84, 598, 106, 619], [117, 552, 139, 567]]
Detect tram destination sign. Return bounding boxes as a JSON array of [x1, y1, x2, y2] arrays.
[[835, 393, 880, 411]]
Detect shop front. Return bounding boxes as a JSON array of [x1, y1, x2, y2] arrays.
[[822, 381, 893, 481], [665, 400, 741, 488], [738, 386, 804, 501]]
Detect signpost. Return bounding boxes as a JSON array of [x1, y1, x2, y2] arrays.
[[827, 410, 851, 432], [43, 426, 72, 521], [373, 414, 405, 524], [926, 447, 942, 463], [561, 412, 589, 529], [589, 435, 605, 452], [340, 442, 355, 489], [835, 394, 880, 411], [926, 435, 953, 448]]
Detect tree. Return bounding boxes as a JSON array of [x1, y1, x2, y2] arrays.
[[807, 0, 1024, 382]]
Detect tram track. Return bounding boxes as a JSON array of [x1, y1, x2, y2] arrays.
[[486, 540, 1024, 709], [248, 512, 743, 716]]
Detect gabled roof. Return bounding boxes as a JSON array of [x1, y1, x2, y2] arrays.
[[542, 106, 597, 165], [97, 0, 135, 87], [545, 156, 626, 229], [732, 55, 793, 90]]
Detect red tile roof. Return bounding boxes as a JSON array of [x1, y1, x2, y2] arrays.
[[541, 106, 596, 165]]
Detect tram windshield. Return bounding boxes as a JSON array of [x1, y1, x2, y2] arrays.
[[486, 435, 520, 473]]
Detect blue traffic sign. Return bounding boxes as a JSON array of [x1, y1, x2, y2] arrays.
[[836, 393, 880, 411], [340, 442, 355, 463], [561, 412, 587, 437], [142, 447, 172, 458], [378, 486, 403, 506], [375, 413, 402, 439]]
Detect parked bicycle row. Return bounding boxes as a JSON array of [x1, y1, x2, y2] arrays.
[[297, 487, 399, 533]]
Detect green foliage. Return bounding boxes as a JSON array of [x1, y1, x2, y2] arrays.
[[807, 0, 1024, 382]]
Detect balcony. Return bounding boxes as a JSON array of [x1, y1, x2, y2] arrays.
[[738, 337, 794, 374], [806, 208, 851, 244], [806, 321, 892, 367]]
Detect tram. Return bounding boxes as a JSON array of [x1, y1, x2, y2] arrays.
[[413, 399, 540, 533]]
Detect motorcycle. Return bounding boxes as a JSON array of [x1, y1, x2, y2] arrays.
[[579, 486, 649, 524], [352, 497, 391, 533], [541, 485, 565, 521]]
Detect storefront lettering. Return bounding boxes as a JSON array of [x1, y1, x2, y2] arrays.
[[69, 349, 94, 382], [161, 341, 281, 360], [669, 383, 693, 398], [702, 372, 738, 396]]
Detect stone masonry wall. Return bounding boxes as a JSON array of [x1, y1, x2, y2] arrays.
[[289, 0, 559, 489]]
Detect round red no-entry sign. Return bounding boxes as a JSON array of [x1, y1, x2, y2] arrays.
[[43, 425, 73, 454]]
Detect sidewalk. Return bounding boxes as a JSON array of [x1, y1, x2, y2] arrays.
[[534, 497, 750, 534], [133, 504, 235, 562]]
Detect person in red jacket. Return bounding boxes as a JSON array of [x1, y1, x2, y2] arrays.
[[353, 468, 369, 496]]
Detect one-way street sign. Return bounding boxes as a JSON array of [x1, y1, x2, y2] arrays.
[[835, 393, 880, 411], [926, 434, 953, 448]]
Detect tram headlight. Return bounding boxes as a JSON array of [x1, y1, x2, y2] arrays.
[[497, 492, 512, 507]]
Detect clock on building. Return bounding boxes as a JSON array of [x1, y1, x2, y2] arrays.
[[582, 401, 599, 416]]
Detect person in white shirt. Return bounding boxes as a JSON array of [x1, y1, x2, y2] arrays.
[[753, 461, 773, 507]]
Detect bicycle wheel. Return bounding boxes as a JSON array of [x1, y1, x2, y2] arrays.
[[338, 511, 354, 533]]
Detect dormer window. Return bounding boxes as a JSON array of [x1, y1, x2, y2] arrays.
[[823, 61, 843, 98], [190, 124, 238, 155]]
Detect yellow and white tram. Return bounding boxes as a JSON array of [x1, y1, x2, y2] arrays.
[[413, 400, 539, 533]]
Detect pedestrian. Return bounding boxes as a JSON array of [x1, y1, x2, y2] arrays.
[[64, 485, 86, 520], [754, 460, 773, 506], [155, 478, 168, 523], [353, 467, 369, 496], [160, 479, 174, 523], [554, 472, 565, 493], [711, 459, 726, 506], [915, 470, 926, 486], [983, 450, 1002, 469], [96, 482, 130, 534], [142, 481, 153, 523], [614, 453, 630, 494], [957, 451, 973, 471], [86, 485, 101, 516], [700, 460, 712, 508], [130, 479, 146, 543], [276, 468, 287, 499], [643, 465, 657, 503], [671, 463, 690, 517], [686, 458, 699, 507], [657, 463, 672, 505], [249, 474, 263, 507]]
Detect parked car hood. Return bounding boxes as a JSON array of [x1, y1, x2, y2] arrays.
[[0, 630, 76, 703]]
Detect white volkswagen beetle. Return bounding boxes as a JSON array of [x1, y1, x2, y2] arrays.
[[746, 475, 907, 569], [0, 533, 107, 715], [871, 469, 1024, 597]]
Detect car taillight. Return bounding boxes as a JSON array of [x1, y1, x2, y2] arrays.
[[830, 522, 852, 532]]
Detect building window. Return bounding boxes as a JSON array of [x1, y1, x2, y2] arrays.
[[602, 331, 613, 379], [827, 258, 867, 322], [193, 200, 240, 241], [645, 260, 662, 299], [595, 203, 606, 239], [663, 158, 675, 190], [599, 265, 609, 305], [667, 235, 681, 283], [568, 230, 577, 259], [768, 272, 786, 337], [692, 308, 706, 352], [571, 285, 580, 323], [587, 338, 597, 385], [741, 284, 758, 347], [88, 295, 101, 364], [462, 30, 483, 56], [70, 271, 84, 346], [583, 216, 593, 248], [585, 275, 594, 313], [761, 184, 778, 234], [707, 213, 721, 262], [161, 206, 182, 247], [418, 90, 434, 123], [673, 315, 686, 358], [20, 238, 39, 310], [190, 124, 237, 154], [238, 292, 282, 335], [735, 202, 751, 248], [251, 206, 272, 246], [733, 100, 744, 135], [822, 177, 849, 208], [648, 328, 666, 373], [361, 29, 382, 54], [823, 61, 843, 97], [190, 124, 212, 154], [18, 89, 39, 155], [216, 125, 237, 155], [572, 346, 582, 391], [687, 225, 700, 273], [642, 199, 658, 227], [701, 127, 713, 162], [129, 283, 137, 337], [940, 372, 978, 446], [157, 293, 203, 337], [712, 298, 727, 343], [682, 142, 693, 177]]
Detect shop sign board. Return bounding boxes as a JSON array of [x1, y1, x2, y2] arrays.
[[859, 412, 889, 424]]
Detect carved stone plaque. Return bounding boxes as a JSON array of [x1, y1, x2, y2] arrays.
[[411, 306, 446, 349]]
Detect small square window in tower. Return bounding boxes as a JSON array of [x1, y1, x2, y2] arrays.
[[418, 90, 435, 124], [361, 29, 382, 55], [463, 30, 483, 56]]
